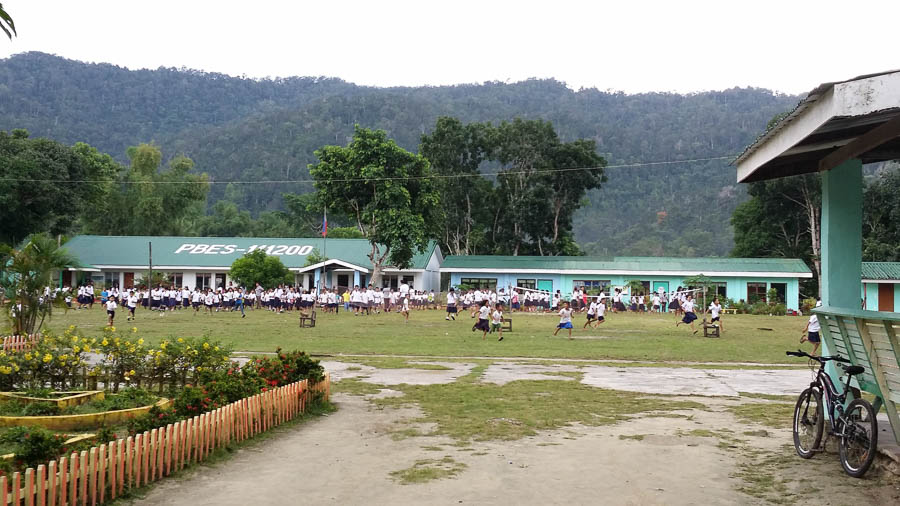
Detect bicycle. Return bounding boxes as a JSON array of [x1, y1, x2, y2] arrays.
[[786, 350, 878, 477]]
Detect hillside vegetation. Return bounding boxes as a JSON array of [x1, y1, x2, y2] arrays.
[[0, 52, 800, 255]]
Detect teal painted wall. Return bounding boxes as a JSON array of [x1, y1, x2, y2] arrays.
[[449, 273, 802, 309]]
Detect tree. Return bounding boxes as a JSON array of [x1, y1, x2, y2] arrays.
[[731, 174, 821, 296], [309, 126, 441, 286], [420, 117, 494, 256], [1, 233, 79, 334], [863, 163, 900, 261], [81, 143, 209, 236], [229, 249, 292, 289], [0, 3, 15, 40]]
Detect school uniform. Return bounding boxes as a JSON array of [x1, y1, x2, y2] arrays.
[[807, 314, 821, 343], [446, 292, 458, 313], [557, 308, 573, 329], [681, 300, 698, 324], [709, 303, 722, 323], [473, 305, 491, 332]]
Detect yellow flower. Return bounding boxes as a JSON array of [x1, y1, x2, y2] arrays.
[[42, 353, 52, 363], [132, 327, 137, 334], [59, 354, 69, 361], [73, 346, 81, 354], [177, 338, 184, 343], [109, 327, 116, 332], [13, 364, 19, 372], [68, 325, 76, 331], [101, 339, 109, 346], [82, 346, 90, 354], [160, 341, 168, 350], [71, 336, 79, 343], [0, 351, 5, 357], [24, 353, 32, 361], [128, 369, 136, 376], [0, 366, 11, 375], [137, 338, 144, 345], [214, 346, 219, 351], [203, 342, 210, 350]]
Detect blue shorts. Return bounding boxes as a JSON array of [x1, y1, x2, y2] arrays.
[[807, 331, 820, 343], [557, 322, 573, 329], [682, 312, 698, 324]]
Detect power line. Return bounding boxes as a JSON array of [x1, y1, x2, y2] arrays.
[[0, 154, 736, 185]]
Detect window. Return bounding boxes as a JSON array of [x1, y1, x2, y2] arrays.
[[688, 282, 727, 302], [747, 282, 767, 304], [196, 273, 212, 291], [573, 280, 611, 295], [517, 279, 536, 290], [460, 278, 497, 291], [103, 271, 120, 289], [771, 283, 786, 304], [167, 272, 183, 288], [215, 273, 226, 289]]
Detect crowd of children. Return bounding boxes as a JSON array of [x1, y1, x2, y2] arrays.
[[58, 281, 735, 340]]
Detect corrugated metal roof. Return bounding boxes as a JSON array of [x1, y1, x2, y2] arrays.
[[62, 236, 437, 271], [733, 69, 900, 166], [862, 262, 900, 281], [441, 255, 812, 275]]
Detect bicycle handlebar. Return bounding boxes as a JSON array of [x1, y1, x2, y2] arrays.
[[785, 350, 850, 364]]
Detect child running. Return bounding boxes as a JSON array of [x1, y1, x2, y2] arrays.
[[401, 295, 410, 323], [491, 303, 504, 341], [105, 297, 117, 326], [675, 294, 699, 334], [553, 301, 574, 340], [472, 301, 491, 339], [708, 297, 724, 333], [800, 300, 823, 355]]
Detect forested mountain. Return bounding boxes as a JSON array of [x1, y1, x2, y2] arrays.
[[0, 52, 800, 256]]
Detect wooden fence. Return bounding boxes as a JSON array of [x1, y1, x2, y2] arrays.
[[1, 336, 40, 353], [0, 372, 330, 505]]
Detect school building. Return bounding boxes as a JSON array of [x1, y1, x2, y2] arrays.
[[61, 235, 443, 292], [441, 255, 813, 310], [862, 262, 900, 312]]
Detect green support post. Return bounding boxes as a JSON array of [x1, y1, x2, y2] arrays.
[[820, 158, 863, 397]]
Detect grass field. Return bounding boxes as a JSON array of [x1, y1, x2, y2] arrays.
[[31, 305, 814, 364]]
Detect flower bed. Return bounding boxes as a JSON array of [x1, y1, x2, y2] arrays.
[[0, 373, 330, 504], [0, 390, 104, 410], [0, 398, 171, 431]]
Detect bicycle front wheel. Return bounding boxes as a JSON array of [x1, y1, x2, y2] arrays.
[[839, 398, 878, 477], [792, 387, 823, 459]]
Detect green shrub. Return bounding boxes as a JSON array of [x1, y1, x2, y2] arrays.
[[70, 388, 158, 414], [751, 301, 770, 315], [771, 303, 788, 316], [125, 405, 179, 436], [172, 385, 225, 417], [0, 426, 67, 469]]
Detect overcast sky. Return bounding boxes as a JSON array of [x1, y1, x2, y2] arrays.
[[2, 1, 898, 94]]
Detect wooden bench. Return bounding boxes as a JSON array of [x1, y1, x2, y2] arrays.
[[815, 306, 900, 444], [722, 308, 738, 315], [501, 318, 513, 332], [702, 319, 720, 338], [299, 310, 317, 328]]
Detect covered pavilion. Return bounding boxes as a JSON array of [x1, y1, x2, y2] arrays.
[[735, 70, 900, 448]]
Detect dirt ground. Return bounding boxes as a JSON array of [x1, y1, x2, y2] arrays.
[[130, 361, 900, 506]]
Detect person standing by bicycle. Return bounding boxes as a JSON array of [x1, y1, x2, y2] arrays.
[[800, 300, 822, 355]]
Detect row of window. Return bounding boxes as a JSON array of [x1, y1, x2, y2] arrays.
[[456, 278, 788, 303]]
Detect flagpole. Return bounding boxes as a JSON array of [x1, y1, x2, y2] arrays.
[[322, 206, 327, 291]]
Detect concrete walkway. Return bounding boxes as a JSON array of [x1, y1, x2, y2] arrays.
[[323, 360, 811, 397]]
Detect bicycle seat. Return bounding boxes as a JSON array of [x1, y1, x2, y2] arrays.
[[845, 365, 865, 376]]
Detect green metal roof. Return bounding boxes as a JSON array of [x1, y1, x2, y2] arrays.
[[63, 236, 438, 271], [441, 255, 812, 276], [862, 262, 900, 281]]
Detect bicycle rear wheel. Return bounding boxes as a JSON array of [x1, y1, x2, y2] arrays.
[[839, 398, 878, 477], [792, 387, 823, 459]]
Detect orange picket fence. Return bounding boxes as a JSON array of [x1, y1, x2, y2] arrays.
[[0, 372, 330, 505], [1, 335, 40, 353]]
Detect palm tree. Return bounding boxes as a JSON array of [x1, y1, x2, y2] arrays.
[[2, 234, 79, 334], [0, 4, 16, 40]]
